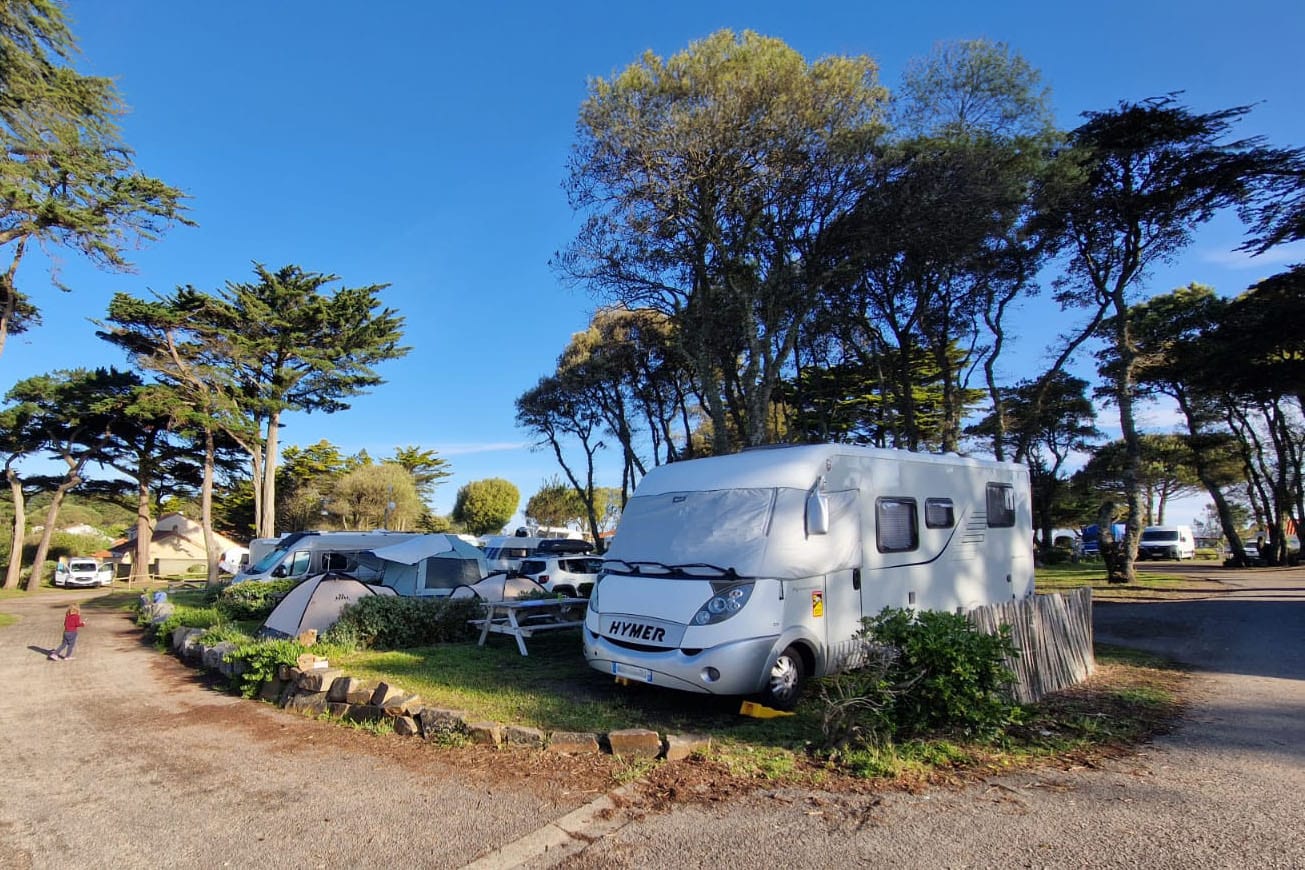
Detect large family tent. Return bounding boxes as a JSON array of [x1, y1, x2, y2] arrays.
[[370, 534, 489, 597], [259, 573, 396, 639]]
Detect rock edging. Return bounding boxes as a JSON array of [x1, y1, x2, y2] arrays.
[[166, 625, 710, 761]]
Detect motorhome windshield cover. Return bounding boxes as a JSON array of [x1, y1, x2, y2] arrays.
[[604, 486, 861, 580]]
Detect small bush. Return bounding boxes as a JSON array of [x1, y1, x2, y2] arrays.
[[224, 639, 307, 698], [216, 579, 298, 621], [148, 606, 223, 648], [330, 595, 482, 649], [1040, 548, 1074, 565], [862, 607, 1020, 740], [201, 624, 255, 646], [816, 641, 902, 749]]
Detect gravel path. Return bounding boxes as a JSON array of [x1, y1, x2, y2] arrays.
[[0, 591, 610, 869], [551, 567, 1305, 869], [1, 569, 1302, 869]]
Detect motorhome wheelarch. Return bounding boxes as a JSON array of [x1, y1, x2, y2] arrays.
[[583, 444, 1035, 709]]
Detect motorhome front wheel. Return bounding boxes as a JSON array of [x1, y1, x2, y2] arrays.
[[761, 646, 807, 711]]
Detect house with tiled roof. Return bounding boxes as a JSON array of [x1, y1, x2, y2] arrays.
[[107, 513, 242, 578]]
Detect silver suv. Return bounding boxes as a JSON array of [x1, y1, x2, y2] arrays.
[[517, 555, 602, 598]]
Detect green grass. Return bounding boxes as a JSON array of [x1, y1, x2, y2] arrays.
[[331, 632, 822, 750], [109, 583, 1191, 786], [0, 612, 16, 628], [322, 630, 1187, 786], [1035, 562, 1207, 598]]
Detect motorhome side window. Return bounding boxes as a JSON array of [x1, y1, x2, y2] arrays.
[[876, 498, 919, 553], [287, 550, 311, 575], [986, 483, 1016, 528], [925, 498, 954, 529]]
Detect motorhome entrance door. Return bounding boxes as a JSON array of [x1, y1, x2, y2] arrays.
[[822, 568, 863, 669]]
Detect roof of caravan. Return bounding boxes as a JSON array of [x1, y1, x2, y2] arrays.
[[632, 444, 1023, 496]]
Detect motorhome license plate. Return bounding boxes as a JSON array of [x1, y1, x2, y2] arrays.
[[612, 662, 653, 682]]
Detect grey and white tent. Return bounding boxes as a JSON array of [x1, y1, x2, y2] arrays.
[[369, 534, 489, 597], [259, 573, 396, 639], [448, 572, 548, 602]]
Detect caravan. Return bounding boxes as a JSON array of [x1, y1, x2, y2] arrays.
[[583, 444, 1034, 709]]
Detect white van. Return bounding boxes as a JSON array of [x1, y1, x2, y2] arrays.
[[583, 444, 1034, 709], [53, 558, 114, 588], [232, 531, 424, 583], [1138, 525, 1196, 560]]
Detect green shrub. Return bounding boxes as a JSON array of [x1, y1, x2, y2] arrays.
[[1040, 548, 1074, 565], [148, 606, 223, 649], [330, 595, 482, 649], [216, 579, 299, 621], [862, 607, 1020, 740], [201, 623, 255, 646], [816, 641, 900, 750], [224, 639, 307, 698]]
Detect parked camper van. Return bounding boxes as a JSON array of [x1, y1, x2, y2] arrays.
[[232, 531, 424, 583], [1138, 525, 1196, 560], [482, 536, 593, 574], [583, 444, 1034, 709]]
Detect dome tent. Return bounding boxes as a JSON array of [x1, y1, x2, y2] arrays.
[[448, 572, 548, 602], [258, 573, 396, 639]]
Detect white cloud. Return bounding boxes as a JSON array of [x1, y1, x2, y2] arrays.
[[439, 442, 531, 456], [1199, 241, 1305, 270]]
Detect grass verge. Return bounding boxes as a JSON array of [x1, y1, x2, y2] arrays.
[[1036, 562, 1229, 600], [131, 586, 1191, 788]]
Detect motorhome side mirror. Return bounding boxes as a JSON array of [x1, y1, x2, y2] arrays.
[[271, 565, 287, 578], [806, 490, 830, 536]]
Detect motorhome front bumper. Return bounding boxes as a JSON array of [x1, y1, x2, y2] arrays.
[[583, 626, 779, 697]]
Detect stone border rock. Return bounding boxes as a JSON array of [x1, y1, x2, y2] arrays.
[[166, 625, 711, 761]]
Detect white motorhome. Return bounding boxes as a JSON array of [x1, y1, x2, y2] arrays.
[[232, 531, 424, 584], [583, 444, 1034, 709]]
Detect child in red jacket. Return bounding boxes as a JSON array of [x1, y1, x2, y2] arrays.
[[49, 604, 86, 660]]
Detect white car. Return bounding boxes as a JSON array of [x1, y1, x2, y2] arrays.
[[517, 555, 602, 598], [53, 559, 115, 588]]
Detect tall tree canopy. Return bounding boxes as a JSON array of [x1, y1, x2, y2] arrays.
[[0, 0, 189, 361], [558, 29, 887, 453], [452, 478, 519, 537], [1037, 96, 1298, 581], [102, 265, 408, 539]]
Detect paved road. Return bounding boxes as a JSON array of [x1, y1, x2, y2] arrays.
[[2, 570, 1302, 869]]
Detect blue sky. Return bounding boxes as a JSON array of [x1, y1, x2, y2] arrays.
[[7, 0, 1303, 526]]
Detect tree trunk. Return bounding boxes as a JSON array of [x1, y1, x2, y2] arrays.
[[1110, 291, 1142, 584], [1097, 501, 1127, 583], [201, 428, 220, 586], [27, 480, 77, 590], [4, 463, 25, 590], [132, 472, 154, 584], [0, 239, 27, 365], [258, 411, 282, 538]]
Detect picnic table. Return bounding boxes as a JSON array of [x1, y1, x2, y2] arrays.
[[471, 597, 588, 656]]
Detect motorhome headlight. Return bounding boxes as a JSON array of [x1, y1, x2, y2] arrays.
[[691, 583, 753, 626]]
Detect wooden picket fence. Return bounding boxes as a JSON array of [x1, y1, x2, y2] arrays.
[[967, 587, 1095, 704]]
